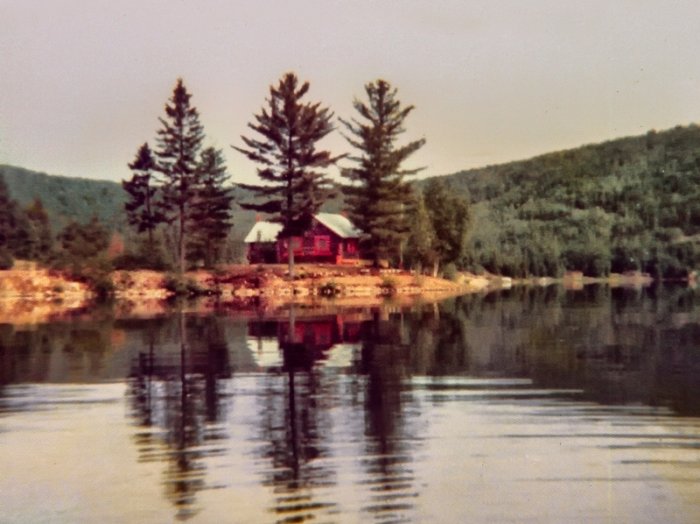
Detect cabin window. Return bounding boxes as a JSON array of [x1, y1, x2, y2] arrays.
[[315, 235, 331, 253], [346, 240, 357, 253], [292, 237, 302, 250]]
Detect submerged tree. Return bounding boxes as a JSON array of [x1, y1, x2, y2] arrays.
[[189, 147, 234, 267], [234, 72, 340, 278], [340, 79, 425, 266], [155, 79, 206, 273], [123, 142, 165, 247]]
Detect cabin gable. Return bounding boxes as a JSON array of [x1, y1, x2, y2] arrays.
[[245, 214, 361, 264]]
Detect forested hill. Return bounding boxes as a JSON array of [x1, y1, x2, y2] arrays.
[[0, 164, 262, 240], [421, 124, 700, 278], [0, 165, 127, 230]]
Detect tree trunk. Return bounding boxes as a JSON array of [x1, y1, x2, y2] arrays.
[[178, 204, 186, 274], [288, 237, 295, 280]]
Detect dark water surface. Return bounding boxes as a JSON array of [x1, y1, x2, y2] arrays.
[[1, 285, 700, 523]]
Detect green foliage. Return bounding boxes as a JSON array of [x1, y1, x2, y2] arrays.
[[0, 174, 37, 261], [154, 78, 207, 273], [123, 142, 165, 244], [442, 262, 458, 281], [429, 124, 700, 278], [0, 247, 13, 270], [163, 273, 203, 297], [112, 236, 170, 271], [25, 198, 53, 261], [53, 217, 113, 298], [188, 147, 234, 267], [404, 192, 436, 271], [423, 178, 471, 271], [340, 79, 425, 266], [0, 165, 126, 231], [235, 72, 340, 277]]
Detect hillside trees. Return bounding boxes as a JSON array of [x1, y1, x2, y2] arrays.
[[403, 192, 436, 272], [0, 175, 36, 268], [340, 79, 425, 266], [234, 72, 340, 278], [25, 198, 53, 261], [423, 179, 471, 275]]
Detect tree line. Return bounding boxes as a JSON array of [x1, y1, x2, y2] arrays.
[[120, 73, 470, 276], [1, 73, 471, 281]]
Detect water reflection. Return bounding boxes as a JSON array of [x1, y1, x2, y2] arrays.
[[126, 313, 231, 521], [357, 310, 419, 521], [2, 285, 700, 522], [251, 307, 345, 522]]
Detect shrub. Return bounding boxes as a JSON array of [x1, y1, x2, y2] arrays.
[[163, 273, 204, 297], [442, 263, 458, 281], [0, 248, 14, 270]]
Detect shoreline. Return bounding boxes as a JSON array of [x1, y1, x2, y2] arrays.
[[0, 264, 681, 324]]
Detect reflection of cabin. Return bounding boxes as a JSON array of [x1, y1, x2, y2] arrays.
[[248, 315, 363, 367], [244, 213, 362, 264]]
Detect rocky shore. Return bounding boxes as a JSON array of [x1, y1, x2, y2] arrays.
[[0, 264, 661, 324], [0, 264, 492, 320]]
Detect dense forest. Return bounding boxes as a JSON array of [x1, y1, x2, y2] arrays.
[[3, 123, 700, 279], [423, 124, 700, 278]]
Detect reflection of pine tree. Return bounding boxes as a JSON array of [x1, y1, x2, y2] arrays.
[[126, 314, 231, 521], [255, 308, 338, 520], [357, 311, 419, 519]]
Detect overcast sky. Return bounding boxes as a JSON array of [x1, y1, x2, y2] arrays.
[[2, 0, 700, 185]]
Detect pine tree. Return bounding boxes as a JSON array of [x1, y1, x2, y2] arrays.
[[123, 142, 165, 247], [234, 72, 340, 278], [155, 79, 206, 273], [189, 147, 234, 267], [340, 79, 425, 266]]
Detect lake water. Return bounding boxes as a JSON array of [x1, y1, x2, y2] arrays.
[[1, 285, 700, 523]]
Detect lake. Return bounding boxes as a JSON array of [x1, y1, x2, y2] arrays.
[[1, 285, 700, 523]]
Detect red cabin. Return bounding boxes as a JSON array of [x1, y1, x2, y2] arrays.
[[244, 213, 361, 264]]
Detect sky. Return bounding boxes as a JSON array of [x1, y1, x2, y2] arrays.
[[2, 0, 700, 186]]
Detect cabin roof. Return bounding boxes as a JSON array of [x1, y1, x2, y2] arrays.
[[244, 213, 361, 243], [314, 213, 362, 238], [243, 221, 283, 243]]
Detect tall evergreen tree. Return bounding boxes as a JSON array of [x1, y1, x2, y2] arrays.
[[189, 147, 234, 267], [340, 79, 425, 266], [155, 78, 205, 273], [234, 72, 340, 278], [123, 142, 165, 246]]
